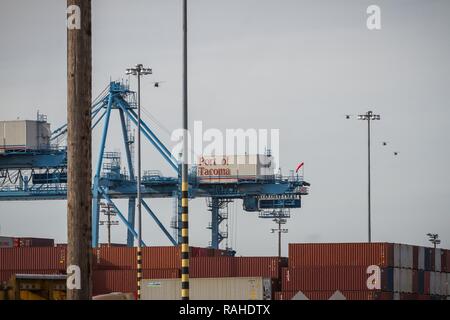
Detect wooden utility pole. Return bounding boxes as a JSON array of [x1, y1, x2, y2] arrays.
[[67, 0, 92, 300]]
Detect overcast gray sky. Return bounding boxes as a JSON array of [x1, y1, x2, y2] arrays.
[[0, 0, 449, 255]]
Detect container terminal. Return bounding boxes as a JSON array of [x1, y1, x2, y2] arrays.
[[0, 1, 449, 302]]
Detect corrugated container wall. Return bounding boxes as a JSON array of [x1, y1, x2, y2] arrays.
[[435, 249, 442, 272], [273, 291, 393, 300], [281, 266, 394, 292], [0, 247, 66, 271], [400, 245, 413, 269], [288, 243, 394, 268], [141, 277, 272, 300], [92, 270, 137, 296], [418, 247, 425, 270]]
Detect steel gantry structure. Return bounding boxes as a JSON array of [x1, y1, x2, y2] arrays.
[[0, 81, 310, 249]]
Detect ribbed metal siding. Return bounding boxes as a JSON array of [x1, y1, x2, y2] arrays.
[[190, 257, 235, 278], [288, 243, 394, 268], [93, 247, 136, 270], [141, 277, 271, 300], [234, 257, 285, 279], [281, 266, 393, 292], [435, 249, 442, 272], [142, 269, 179, 279], [92, 269, 137, 296], [142, 246, 180, 269], [273, 291, 393, 300], [418, 246, 425, 270], [0, 247, 66, 271], [400, 245, 413, 269]]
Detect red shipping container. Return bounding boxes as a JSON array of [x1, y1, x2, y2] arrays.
[[234, 257, 286, 279], [190, 256, 235, 278], [142, 269, 180, 279], [412, 269, 419, 294], [423, 271, 431, 295], [142, 246, 181, 269], [281, 266, 393, 292], [93, 247, 136, 270], [288, 243, 394, 268], [0, 247, 66, 271], [273, 290, 393, 300], [399, 293, 418, 300], [273, 291, 296, 300], [92, 269, 137, 296], [442, 249, 449, 273]]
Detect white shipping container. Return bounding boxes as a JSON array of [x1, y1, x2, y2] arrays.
[[418, 247, 425, 270], [141, 277, 272, 300], [447, 274, 450, 296], [0, 120, 51, 152], [435, 249, 442, 272], [430, 272, 439, 296], [196, 155, 275, 183], [393, 244, 401, 268], [440, 273, 448, 297], [400, 269, 413, 293], [400, 245, 413, 269]]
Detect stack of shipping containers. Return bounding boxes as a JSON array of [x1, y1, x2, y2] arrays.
[[275, 243, 450, 300], [1, 240, 449, 300]]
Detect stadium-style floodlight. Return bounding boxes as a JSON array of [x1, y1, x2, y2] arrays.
[[427, 233, 441, 249], [347, 110, 381, 243], [126, 64, 152, 300]]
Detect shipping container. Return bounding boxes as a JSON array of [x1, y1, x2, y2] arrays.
[[417, 270, 425, 295], [141, 277, 272, 300], [92, 269, 137, 296], [394, 244, 401, 268], [196, 154, 275, 184], [435, 249, 442, 272], [141, 246, 180, 269], [412, 246, 419, 270], [425, 248, 434, 271], [234, 257, 286, 279], [0, 120, 51, 152], [418, 246, 425, 270], [440, 272, 448, 296], [399, 268, 413, 293], [0, 236, 13, 248], [0, 247, 66, 271], [281, 266, 394, 292], [93, 247, 136, 270], [273, 291, 393, 300], [443, 250, 449, 273], [142, 269, 179, 279], [17, 238, 54, 247], [424, 271, 431, 295], [400, 245, 413, 269], [191, 256, 235, 278], [288, 243, 394, 268]]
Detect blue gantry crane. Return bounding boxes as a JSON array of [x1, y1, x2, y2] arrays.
[[0, 81, 310, 249]]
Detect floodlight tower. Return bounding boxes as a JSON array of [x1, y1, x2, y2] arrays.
[[125, 64, 152, 300]]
